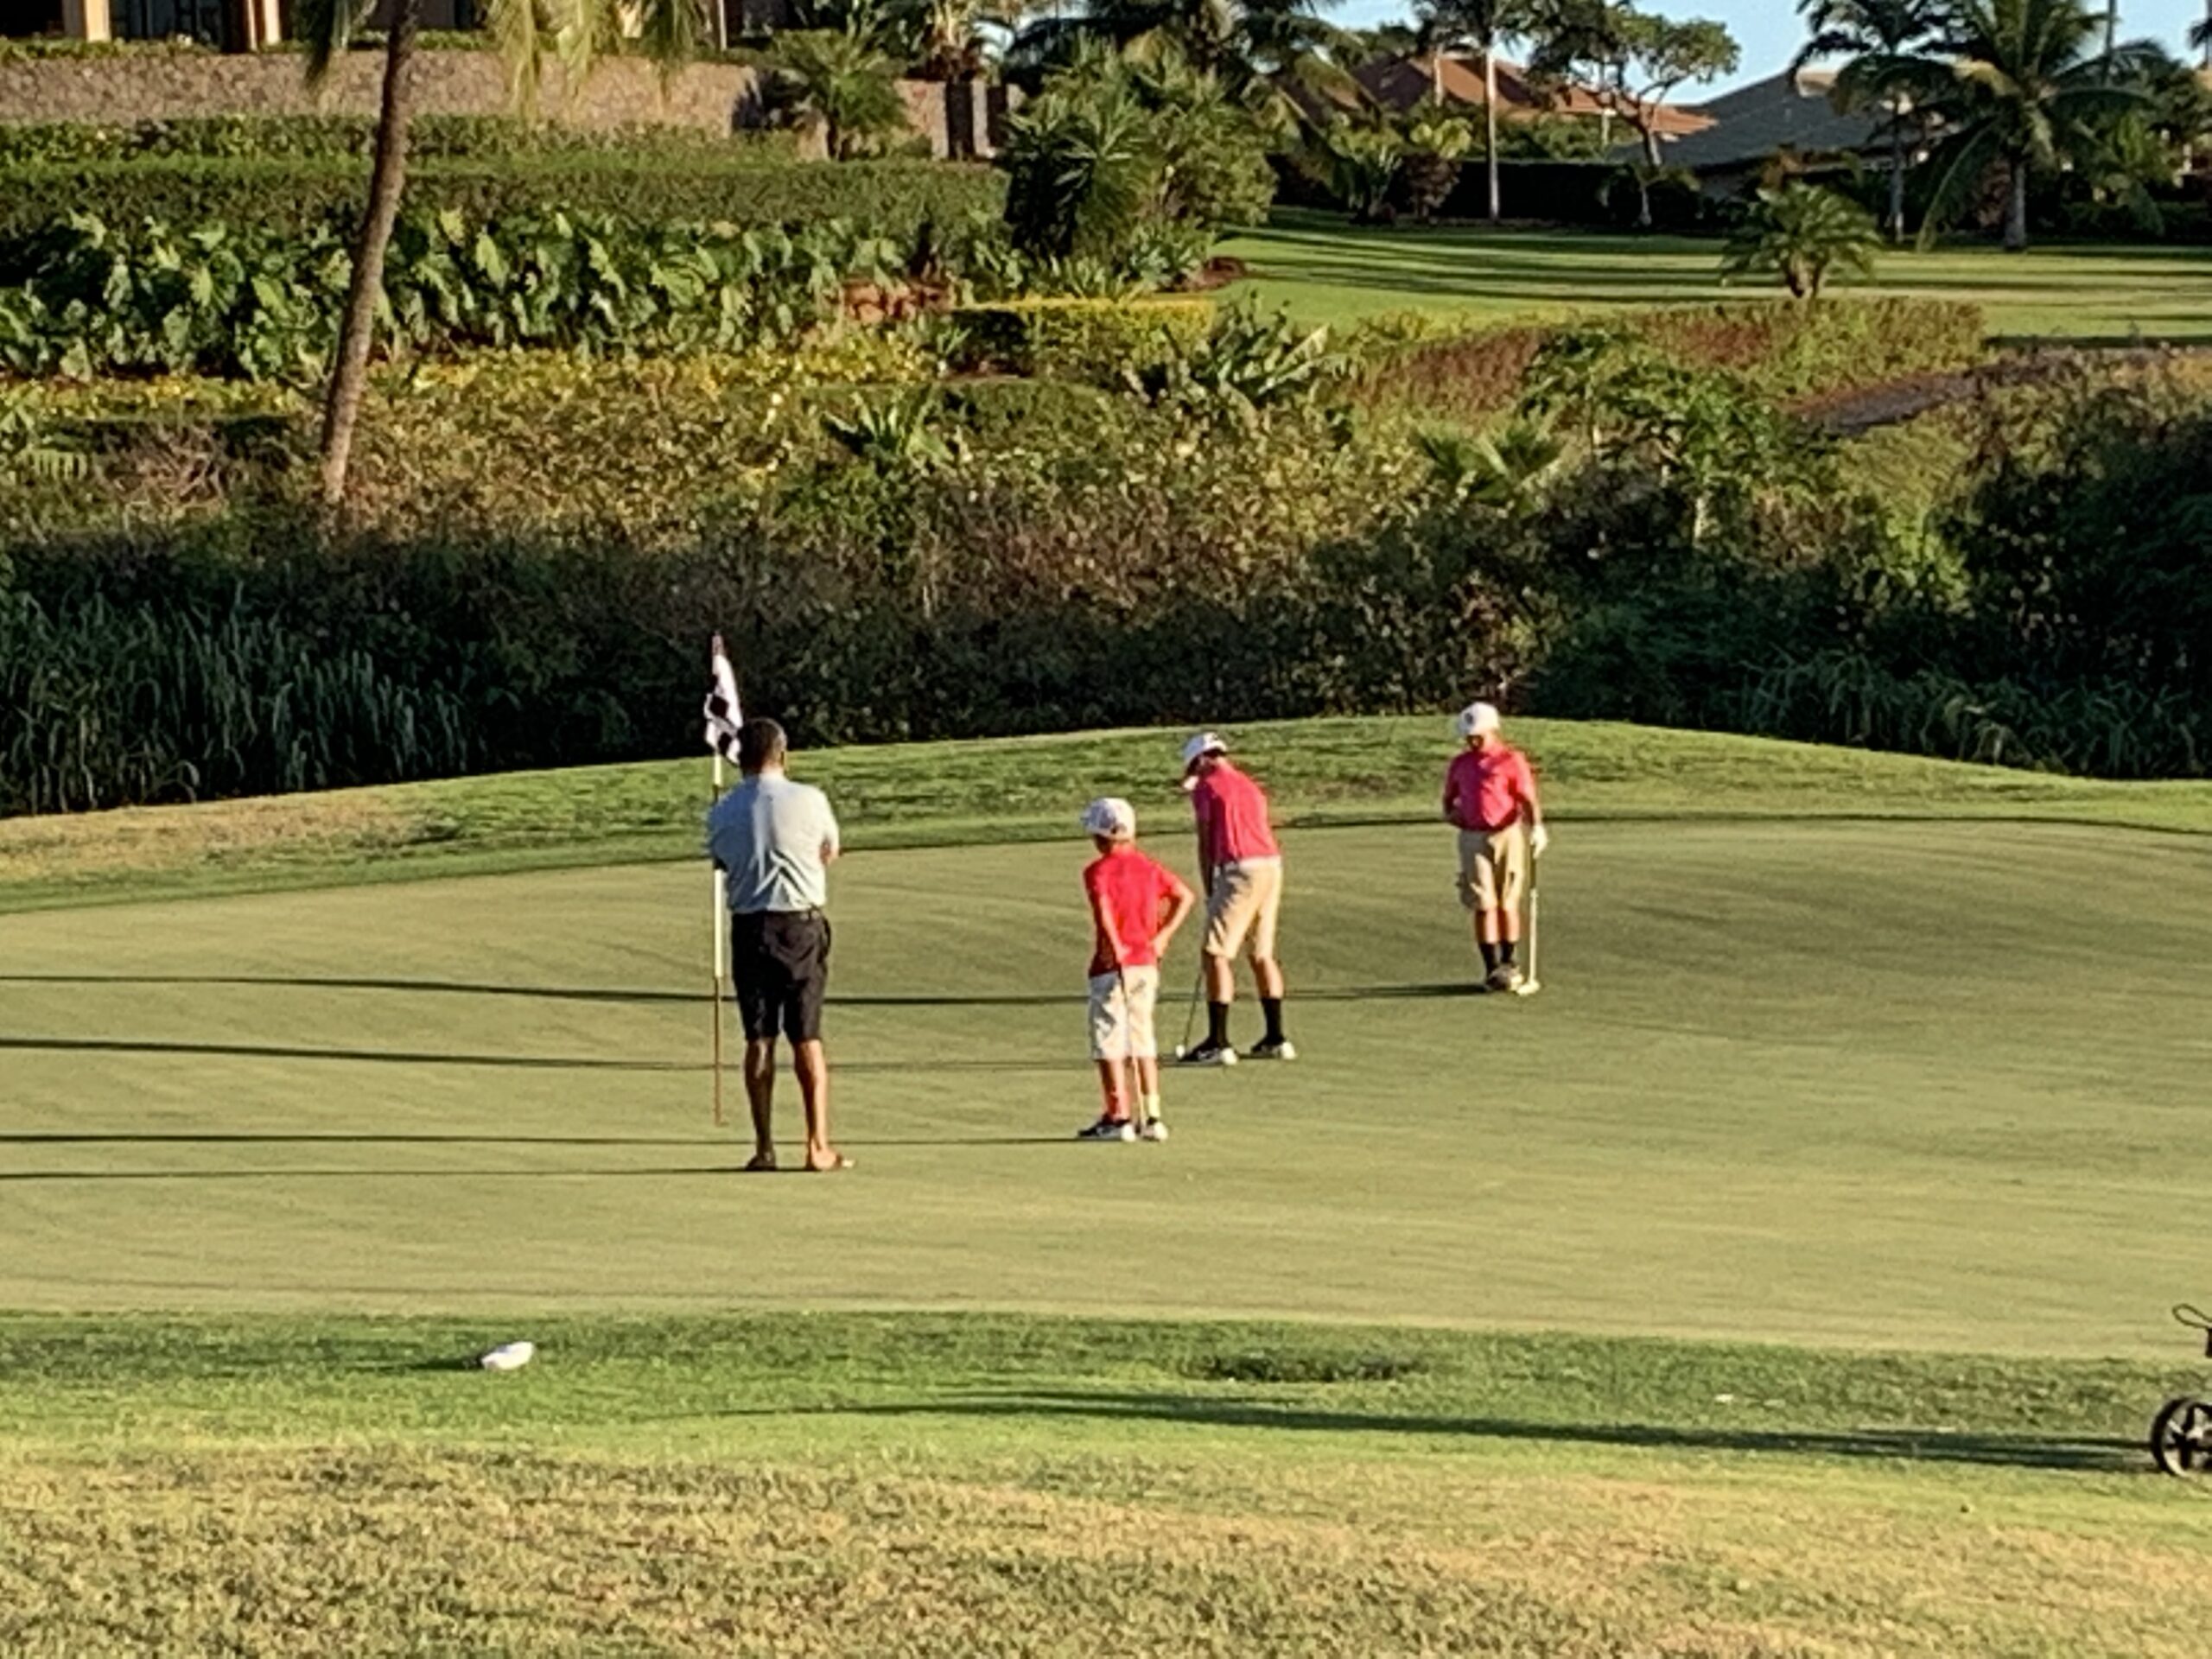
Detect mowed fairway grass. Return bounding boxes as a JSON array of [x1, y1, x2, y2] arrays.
[[5, 717, 2212, 1654], [1222, 209, 2212, 340]]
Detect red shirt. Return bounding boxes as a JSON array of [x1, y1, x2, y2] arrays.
[[1444, 743, 1538, 832], [1190, 761, 1281, 872], [1084, 845, 1188, 976]]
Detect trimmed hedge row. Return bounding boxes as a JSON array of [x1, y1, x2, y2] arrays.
[[0, 156, 1005, 261], [0, 114, 797, 167], [1357, 298, 1986, 426]]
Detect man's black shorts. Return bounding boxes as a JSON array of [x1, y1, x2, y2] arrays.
[[730, 909, 830, 1045]]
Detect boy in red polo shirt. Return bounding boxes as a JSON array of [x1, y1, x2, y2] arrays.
[[1443, 701, 1548, 991], [1078, 797, 1196, 1142], [1179, 732, 1295, 1064]]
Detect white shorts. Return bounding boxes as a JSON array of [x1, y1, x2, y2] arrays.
[[1088, 965, 1160, 1062]]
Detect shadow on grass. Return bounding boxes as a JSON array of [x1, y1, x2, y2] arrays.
[[0, 975, 1487, 1007], [817, 1388, 2141, 1475], [0, 1034, 1089, 1073]]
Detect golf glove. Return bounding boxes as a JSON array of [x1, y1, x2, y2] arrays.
[[1530, 823, 1549, 857]]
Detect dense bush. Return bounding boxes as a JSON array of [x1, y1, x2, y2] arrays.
[[0, 212, 895, 381], [948, 298, 1214, 384], [4, 329, 2206, 814], [0, 156, 1003, 261]]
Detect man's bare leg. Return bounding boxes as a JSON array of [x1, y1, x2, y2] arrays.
[[1203, 950, 1236, 1005], [794, 1039, 847, 1171], [742, 1039, 778, 1170], [1253, 956, 1284, 1000]]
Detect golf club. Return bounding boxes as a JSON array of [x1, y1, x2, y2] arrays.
[[1171, 961, 1204, 1059], [1514, 880, 1541, 996]]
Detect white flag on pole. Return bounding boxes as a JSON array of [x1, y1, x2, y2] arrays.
[[703, 634, 743, 766]]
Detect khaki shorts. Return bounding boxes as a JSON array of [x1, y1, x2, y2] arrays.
[[1204, 857, 1282, 962], [1088, 965, 1160, 1062], [1457, 824, 1529, 914]]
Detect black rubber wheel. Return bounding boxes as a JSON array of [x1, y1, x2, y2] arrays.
[[2151, 1395, 2212, 1477]]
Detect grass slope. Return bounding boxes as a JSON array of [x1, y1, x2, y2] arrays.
[[6, 715, 2211, 912], [3, 1313, 2209, 1656], [1222, 212, 2212, 340]]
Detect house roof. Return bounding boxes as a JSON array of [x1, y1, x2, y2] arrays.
[[1665, 67, 1885, 172], [1353, 54, 1713, 139]]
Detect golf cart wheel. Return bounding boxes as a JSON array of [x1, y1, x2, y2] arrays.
[[2150, 1395, 2212, 1477]]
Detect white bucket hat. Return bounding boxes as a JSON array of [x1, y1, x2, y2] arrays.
[[1455, 701, 1503, 740], [1082, 797, 1137, 840]]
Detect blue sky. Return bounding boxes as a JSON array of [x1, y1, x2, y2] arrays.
[[1329, 0, 2211, 96]]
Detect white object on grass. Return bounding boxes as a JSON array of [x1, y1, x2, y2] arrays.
[[479, 1341, 536, 1371]]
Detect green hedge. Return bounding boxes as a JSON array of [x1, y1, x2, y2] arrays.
[[0, 115, 798, 167], [1356, 299, 1986, 427], [0, 156, 1005, 260], [950, 298, 1216, 385]]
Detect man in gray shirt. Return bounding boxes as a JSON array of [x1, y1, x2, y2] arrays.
[[706, 718, 849, 1173]]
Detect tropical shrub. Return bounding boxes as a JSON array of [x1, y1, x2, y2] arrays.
[[999, 48, 1274, 267], [0, 212, 899, 382]]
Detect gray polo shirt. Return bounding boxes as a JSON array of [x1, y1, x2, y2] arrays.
[[706, 770, 840, 914]]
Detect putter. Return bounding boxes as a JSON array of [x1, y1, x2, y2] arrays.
[[1171, 963, 1204, 1059], [1514, 882, 1542, 996]]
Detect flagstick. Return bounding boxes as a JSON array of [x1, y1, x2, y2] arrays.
[[711, 752, 728, 1128]]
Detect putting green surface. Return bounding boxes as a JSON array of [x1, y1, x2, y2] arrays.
[[6, 810, 2208, 1356]]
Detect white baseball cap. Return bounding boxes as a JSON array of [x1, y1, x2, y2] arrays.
[[1180, 731, 1228, 771], [1455, 701, 1503, 740], [1082, 797, 1137, 840]]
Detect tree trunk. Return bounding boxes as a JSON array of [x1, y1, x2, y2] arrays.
[[1637, 126, 1660, 229], [318, 0, 419, 507], [2005, 158, 2028, 251], [1484, 46, 1501, 224]]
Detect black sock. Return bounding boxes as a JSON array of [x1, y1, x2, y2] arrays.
[[1207, 1001, 1230, 1048], [1479, 941, 1499, 973], [1499, 938, 1517, 966], [1261, 997, 1285, 1044]]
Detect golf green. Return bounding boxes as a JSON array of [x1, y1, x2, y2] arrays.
[[5, 814, 2206, 1356]]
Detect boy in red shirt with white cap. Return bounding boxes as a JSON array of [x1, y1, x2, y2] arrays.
[[1443, 701, 1548, 991], [1179, 731, 1294, 1064], [1078, 797, 1196, 1141]]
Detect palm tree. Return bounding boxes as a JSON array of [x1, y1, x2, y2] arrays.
[[1878, 0, 2159, 251], [2193, 3, 2210, 69], [1414, 0, 1535, 223], [1720, 181, 1883, 297], [1795, 0, 1938, 242], [769, 29, 911, 155], [294, 0, 703, 506]]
